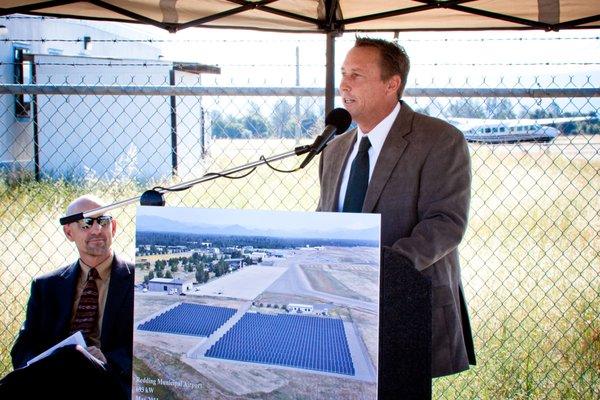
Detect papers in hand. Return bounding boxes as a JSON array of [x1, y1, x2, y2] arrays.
[[26, 331, 89, 366]]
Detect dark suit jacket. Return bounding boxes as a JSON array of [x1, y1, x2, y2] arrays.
[[317, 101, 476, 377], [11, 254, 134, 394]]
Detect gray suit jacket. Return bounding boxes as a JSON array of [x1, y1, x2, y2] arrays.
[[317, 101, 476, 377]]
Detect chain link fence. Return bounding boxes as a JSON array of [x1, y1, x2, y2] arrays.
[[1, 65, 599, 398]]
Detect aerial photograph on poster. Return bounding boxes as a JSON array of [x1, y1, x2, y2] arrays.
[[133, 206, 380, 400]]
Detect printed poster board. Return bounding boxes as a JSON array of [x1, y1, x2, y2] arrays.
[[133, 206, 380, 400]]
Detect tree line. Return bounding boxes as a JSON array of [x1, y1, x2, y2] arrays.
[[207, 98, 598, 139], [136, 231, 378, 249], [140, 250, 253, 285], [210, 100, 321, 139]]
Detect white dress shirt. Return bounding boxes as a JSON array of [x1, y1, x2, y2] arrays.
[[337, 102, 401, 211]]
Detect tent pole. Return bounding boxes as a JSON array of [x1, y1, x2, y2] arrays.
[[325, 32, 336, 114]]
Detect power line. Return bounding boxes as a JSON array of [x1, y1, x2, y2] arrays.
[[2, 61, 598, 67], [2, 36, 599, 44]]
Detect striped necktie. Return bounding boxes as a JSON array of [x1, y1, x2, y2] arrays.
[[70, 267, 100, 342], [343, 136, 371, 212]]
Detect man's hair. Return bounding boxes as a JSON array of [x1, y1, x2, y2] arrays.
[[354, 37, 410, 98]]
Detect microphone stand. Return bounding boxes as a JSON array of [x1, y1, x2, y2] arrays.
[[59, 144, 313, 225]]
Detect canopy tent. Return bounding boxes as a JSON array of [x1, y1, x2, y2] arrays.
[[2, 0, 599, 33], [3, 1, 600, 110]]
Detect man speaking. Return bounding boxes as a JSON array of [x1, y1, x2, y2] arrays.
[[317, 37, 476, 384]]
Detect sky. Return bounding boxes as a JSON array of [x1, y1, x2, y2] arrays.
[[137, 205, 380, 232], [18, 15, 597, 115], [103, 22, 599, 114], [118, 24, 600, 87], [14, 14, 599, 88]]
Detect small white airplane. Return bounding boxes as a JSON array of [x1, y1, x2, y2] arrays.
[[448, 116, 595, 144]]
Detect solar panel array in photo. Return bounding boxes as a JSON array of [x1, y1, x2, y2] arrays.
[[137, 303, 236, 337], [205, 313, 355, 375]]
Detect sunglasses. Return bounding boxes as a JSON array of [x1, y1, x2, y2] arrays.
[[76, 215, 113, 230]]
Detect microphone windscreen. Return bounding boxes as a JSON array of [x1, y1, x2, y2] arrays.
[[325, 108, 352, 134]]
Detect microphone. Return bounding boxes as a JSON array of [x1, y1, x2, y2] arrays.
[[299, 108, 352, 169]]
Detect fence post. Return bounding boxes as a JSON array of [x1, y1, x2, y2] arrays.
[[169, 69, 178, 177]]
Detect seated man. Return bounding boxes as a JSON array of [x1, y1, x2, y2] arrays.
[[1, 195, 134, 399]]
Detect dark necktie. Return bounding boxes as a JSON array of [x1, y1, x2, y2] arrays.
[[70, 267, 100, 342], [342, 136, 371, 212]]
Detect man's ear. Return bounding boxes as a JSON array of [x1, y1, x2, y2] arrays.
[[111, 219, 117, 236], [63, 224, 74, 242], [387, 75, 401, 95]]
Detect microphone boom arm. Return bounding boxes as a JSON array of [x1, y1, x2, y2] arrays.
[[59, 108, 350, 224], [59, 146, 312, 224]]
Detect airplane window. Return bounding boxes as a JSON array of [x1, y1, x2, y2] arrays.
[[499, 127, 506, 132], [485, 128, 491, 133]]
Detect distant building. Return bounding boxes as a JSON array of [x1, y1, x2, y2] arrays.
[[287, 303, 313, 314], [148, 277, 194, 293], [222, 247, 240, 256], [250, 252, 266, 262], [0, 15, 219, 181], [167, 245, 188, 254], [313, 305, 329, 316], [225, 258, 244, 270], [299, 246, 318, 251], [193, 248, 217, 258]]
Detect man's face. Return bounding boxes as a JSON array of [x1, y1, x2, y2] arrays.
[[63, 199, 116, 259], [340, 46, 400, 132]]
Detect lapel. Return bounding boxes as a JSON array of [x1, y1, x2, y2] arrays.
[[362, 101, 414, 212], [57, 261, 80, 334], [328, 131, 357, 211], [101, 254, 132, 342]]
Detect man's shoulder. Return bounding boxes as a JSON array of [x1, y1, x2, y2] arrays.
[[112, 254, 135, 280], [407, 108, 466, 146], [113, 254, 134, 268], [34, 262, 78, 282], [413, 110, 461, 133], [324, 128, 355, 152]]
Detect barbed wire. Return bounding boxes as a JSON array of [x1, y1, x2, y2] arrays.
[[1, 15, 48, 19], [2, 36, 599, 44], [2, 61, 599, 68]]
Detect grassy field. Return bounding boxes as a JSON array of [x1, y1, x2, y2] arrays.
[[1, 136, 598, 399]]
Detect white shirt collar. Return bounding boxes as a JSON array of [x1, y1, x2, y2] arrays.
[[337, 102, 401, 212], [355, 102, 401, 156]]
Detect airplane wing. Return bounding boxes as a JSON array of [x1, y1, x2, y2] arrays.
[[528, 116, 597, 125], [444, 115, 598, 144], [447, 115, 596, 128]]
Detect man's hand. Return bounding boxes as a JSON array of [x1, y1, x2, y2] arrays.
[[86, 346, 107, 364]]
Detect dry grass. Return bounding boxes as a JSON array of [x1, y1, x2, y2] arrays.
[[1, 136, 598, 399]]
